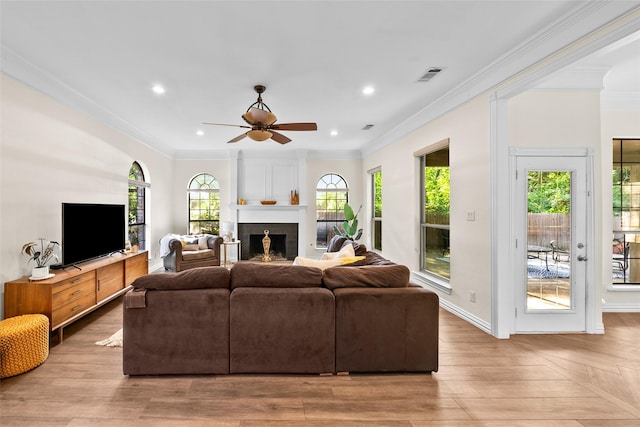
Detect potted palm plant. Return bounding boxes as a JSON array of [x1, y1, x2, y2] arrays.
[[21, 238, 60, 279], [333, 202, 363, 241]]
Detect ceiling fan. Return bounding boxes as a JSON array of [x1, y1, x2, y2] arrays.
[[203, 85, 318, 144]]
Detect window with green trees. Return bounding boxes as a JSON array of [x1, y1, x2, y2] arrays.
[[188, 173, 220, 235], [612, 138, 640, 285], [128, 161, 147, 249], [420, 145, 450, 280], [372, 169, 382, 251], [316, 173, 348, 248]]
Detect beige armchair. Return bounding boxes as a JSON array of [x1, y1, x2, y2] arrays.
[[162, 235, 223, 272]]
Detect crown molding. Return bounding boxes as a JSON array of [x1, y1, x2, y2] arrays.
[[361, 2, 640, 157], [1, 48, 175, 157]]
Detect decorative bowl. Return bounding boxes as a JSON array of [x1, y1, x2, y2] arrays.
[[260, 200, 277, 205]]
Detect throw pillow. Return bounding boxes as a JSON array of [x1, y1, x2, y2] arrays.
[[198, 236, 209, 250], [320, 243, 355, 260], [342, 240, 367, 256], [293, 255, 365, 270], [293, 257, 343, 270]]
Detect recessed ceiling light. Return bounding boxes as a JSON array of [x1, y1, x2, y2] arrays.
[[330, 129, 338, 137], [362, 86, 375, 95], [196, 130, 204, 136], [151, 84, 166, 95]]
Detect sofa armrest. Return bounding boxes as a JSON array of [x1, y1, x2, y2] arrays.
[[162, 239, 182, 271], [168, 239, 183, 255], [206, 235, 223, 258]]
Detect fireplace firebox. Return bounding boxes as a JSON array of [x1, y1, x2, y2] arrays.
[[238, 223, 298, 261]]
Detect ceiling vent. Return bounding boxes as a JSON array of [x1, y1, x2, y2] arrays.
[[418, 67, 444, 82], [362, 124, 374, 130]]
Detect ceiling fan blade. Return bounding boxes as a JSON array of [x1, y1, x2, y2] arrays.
[[202, 122, 251, 129], [272, 122, 318, 131], [270, 131, 291, 145], [228, 133, 248, 143]]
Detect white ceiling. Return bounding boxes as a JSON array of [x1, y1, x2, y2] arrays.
[[2, 1, 639, 158]]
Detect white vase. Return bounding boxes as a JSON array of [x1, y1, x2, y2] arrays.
[[31, 266, 50, 279]]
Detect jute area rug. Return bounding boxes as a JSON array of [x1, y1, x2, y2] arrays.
[[95, 328, 123, 347]]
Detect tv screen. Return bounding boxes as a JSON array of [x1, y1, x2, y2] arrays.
[[62, 203, 126, 266]]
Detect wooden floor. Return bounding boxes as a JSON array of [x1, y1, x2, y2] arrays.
[[1, 299, 640, 426]]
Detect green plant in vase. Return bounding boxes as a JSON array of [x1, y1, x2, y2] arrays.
[[21, 238, 60, 279], [333, 202, 363, 241], [129, 230, 139, 253]]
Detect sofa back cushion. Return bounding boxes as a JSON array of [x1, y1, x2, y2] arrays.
[[322, 264, 410, 289], [327, 235, 348, 252], [132, 266, 230, 290], [230, 263, 323, 289]]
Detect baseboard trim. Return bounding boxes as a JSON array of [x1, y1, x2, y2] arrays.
[[439, 299, 493, 336], [602, 303, 640, 312]]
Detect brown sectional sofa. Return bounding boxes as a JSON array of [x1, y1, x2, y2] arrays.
[[123, 249, 439, 376]]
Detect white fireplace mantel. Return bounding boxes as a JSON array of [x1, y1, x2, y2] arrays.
[[233, 204, 307, 259], [234, 204, 307, 223]]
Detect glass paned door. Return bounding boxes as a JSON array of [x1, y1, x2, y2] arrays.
[[526, 170, 572, 311], [515, 156, 588, 333]]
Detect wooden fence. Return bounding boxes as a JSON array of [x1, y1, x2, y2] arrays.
[[527, 213, 570, 249]]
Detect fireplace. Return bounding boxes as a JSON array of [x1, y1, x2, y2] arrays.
[[238, 223, 298, 261]]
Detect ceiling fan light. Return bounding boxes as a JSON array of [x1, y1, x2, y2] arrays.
[[242, 111, 255, 124], [247, 129, 272, 141], [265, 112, 277, 125]]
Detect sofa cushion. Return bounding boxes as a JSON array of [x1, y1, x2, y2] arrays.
[[327, 235, 348, 252], [132, 266, 230, 290], [341, 240, 367, 256], [230, 287, 335, 374], [182, 248, 215, 260], [230, 262, 322, 289], [322, 264, 410, 289]]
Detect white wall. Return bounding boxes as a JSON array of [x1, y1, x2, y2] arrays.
[[0, 75, 174, 318], [601, 108, 640, 310], [363, 95, 493, 324]]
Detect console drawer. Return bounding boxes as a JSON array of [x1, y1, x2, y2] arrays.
[[52, 272, 95, 308], [52, 292, 96, 328]]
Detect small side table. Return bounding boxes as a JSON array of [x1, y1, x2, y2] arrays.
[[223, 240, 241, 267]]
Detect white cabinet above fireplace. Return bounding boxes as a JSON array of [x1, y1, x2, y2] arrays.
[[238, 157, 299, 205]]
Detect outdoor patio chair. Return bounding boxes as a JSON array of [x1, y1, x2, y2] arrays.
[[612, 241, 630, 271], [550, 240, 570, 263]]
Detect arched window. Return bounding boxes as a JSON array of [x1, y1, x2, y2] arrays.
[[128, 161, 148, 250], [188, 173, 220, 235], [315, 173, 349, 248]]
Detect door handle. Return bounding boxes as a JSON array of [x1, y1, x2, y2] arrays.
[[577, 255, 588, 261]]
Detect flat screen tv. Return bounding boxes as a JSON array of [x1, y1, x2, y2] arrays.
[[62, 203, 126, 266]]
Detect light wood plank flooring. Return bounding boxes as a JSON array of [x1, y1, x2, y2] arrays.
[[1, 298, 639, 426]]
